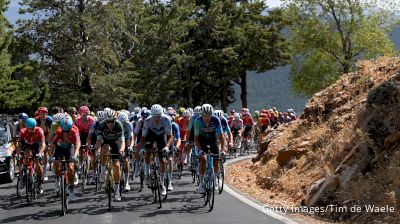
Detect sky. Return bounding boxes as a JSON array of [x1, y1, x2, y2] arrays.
[[4, 0, 284, 24]]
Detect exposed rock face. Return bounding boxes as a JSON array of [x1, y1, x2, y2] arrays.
[[252, 57, 400, 223]]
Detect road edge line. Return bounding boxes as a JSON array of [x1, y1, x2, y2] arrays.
[[224, 154, 300, 224]]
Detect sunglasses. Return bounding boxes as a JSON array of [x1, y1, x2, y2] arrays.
[[62, 129, 71, 133]]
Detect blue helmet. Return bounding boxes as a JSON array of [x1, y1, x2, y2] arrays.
[[18, 113, 29, 121], [25, 118, 37, 128], [60, 115, 73, 131]]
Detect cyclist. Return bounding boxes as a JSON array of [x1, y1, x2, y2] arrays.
[[66, 107, 78, 121], [137, 104, 173, 196], [253, 110, 260, 124], [166, 109, 181, 191], [133, 109, 150, 179], [13, 113, 28, 175], [50, 115, 80, 201], [17, 118, 46, 194], [228, 109, 235, 127], [74, 106, 95, 175], [117, 112, 134, 191], [185, 106, 201, 169], [230, 113, 243, 155], [86, 111, 105, 184], [194, 104, 226, 193], [96, 109, 125, 202], [177, 110, 191, 166], [214, 110, 233, 151], [35, 107, 53, 181], [51, 106, 64, 115]]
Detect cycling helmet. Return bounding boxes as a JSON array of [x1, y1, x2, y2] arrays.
[[182, 110, 190, 117], [104, 107, 111, 112], [79, 105, 90, 115], [261, 109, 268, 114], [230, 109, 236, 114], [18, 113, 29, 121], [25, 118, 37, 128], [67, 107, 77, 114], [167, 107, 174, 111], [104, 109, 116, 120], [167, 109, 177, 117], [118, 112, 129, 123], [38, 106, 48, 114], [194, 106, 201, 115], [96, 111, 105, 121], [213, 110, 223, 118], [52, 113, 65, 123], [60, 115, 73, 131], [133, 107, 141, 114], [141, 109, 150, 117], [151, 104, 163, 116], [162, 107, 167, 114], [178, 107, 186, 115], [234, 113, 240, 120], [141, 107, 148, 112], [254, 110, 260, 116], [187, 108, 194, 116], [201, 104, 213, 114]]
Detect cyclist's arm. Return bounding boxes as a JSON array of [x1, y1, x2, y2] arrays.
[[39, 135, 46, 155], [118, 139, 125, 154]]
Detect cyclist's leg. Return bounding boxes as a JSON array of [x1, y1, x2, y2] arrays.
[[53, 145, 63, 192], [66, 147, 76, 200], [99, 142, 110, 182], [156, 135, 167, 190], [110, 141, 122, 200]]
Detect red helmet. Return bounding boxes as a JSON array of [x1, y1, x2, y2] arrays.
[[79, 105, 90, 115], [38, 106, 48, 114], [261, 109, 268, 114]]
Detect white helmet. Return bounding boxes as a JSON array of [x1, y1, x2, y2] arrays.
[[244, 108, 250, 114], [182, 110, 190, 117], [194, 106, 201, 115], [201, 104, 213, 114], [187, 107, 194, 116], [53, 113, 65, 123], [213, 110, 223, 118], [254, 110, 260, 116], [104, 107, 112, 113], [118, 112, 129, 123], [104, 109, 116, 119], [134, 107, 141, 114], [96, 111, 105, 121], [151, 104, 163, 116], [234, 113, 240, 120], [141, 107, 148, 112]]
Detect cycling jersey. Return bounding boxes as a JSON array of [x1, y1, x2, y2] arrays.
[[171, 121, 180, 151], [50, 122, 60, 140], [19, 127, 45, 145], [52, 125, 80, 149], [96, 120, 125, 142], [242, 116, 254, 127], [194, 115, 223, 154], [177, 116, 190, 141], [74, 115, 95, 133], [230, 119, 243, 130], [12, 121, 23, 139], [122, 122, 134, 141], [142, 114, 172, 137], [36, 116, 53, 137], [220, 116, 231, 134], [187, 115, 198, 142]]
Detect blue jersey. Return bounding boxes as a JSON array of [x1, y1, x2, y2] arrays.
[[194, 115, 223, 139], [122, 122, 133, 141], [220, 116, 231, 134], [172, 122, 180, 139]]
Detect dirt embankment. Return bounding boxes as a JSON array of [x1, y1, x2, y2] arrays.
[[229, 57, 400, 223]]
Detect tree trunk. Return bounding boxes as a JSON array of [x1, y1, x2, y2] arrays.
[[220, 82, 228, 112], [240, 70, 247, 108]]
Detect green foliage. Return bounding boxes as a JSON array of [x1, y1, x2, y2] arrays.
[[285, 0, 398, 97]]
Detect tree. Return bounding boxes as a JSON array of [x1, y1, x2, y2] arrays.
[[233, 1, 290, 108], [285, 0, 398, 97], [16, 0, 131, 107], [0, 0, 48, 114]]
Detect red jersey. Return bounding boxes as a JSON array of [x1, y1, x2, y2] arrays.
[[74, 115, 95, 133], [242, 116, 254, 127], [52, 125, 80, 148], [177, 117, 190, 133], [19, 127, 45, 145]]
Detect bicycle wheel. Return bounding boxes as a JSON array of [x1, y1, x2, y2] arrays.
[[208, 173, 215, 211], [164, 172, 168, 200], [61, 174, 67, 215], [203, 176, 209, 206], [95, 165, 99, 194], [16, 170, 23, 198], [139, 162, 144, 192], [153, 168, 162, 208], [26, 173, 33, 204], [218, 160, 224, 194], [107, 175, 112, 211], [81, 159, 87, 189], [190, 156, 196, 183]]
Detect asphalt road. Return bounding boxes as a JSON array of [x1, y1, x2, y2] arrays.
[[0, 157, 286, 224]]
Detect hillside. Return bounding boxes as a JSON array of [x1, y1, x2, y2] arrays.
[[229, 26, 400, 114], [248, 57, 400, 223]]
